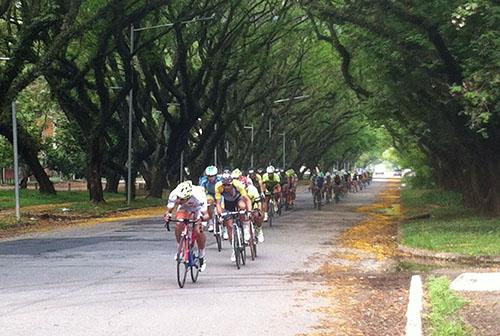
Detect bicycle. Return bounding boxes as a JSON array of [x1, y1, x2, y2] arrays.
[[277, 188, 286, 215], [247, 210, 258, 260], [267, 193, 276, 227], [166, 217, 202, 288], [220, 210, 248, 269], [313, 186, 322, 210], [325, 184, 333, 204], [209, 204, 223, 252]]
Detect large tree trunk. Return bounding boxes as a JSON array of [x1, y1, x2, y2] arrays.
[[0, 118, 56, 194], [104, 174, 120, 193], [87, 137, 105, 203]]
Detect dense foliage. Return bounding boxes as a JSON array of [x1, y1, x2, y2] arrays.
[[1, 1, 498, 213]]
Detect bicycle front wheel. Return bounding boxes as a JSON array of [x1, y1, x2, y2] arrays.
[[176, 238, 188, 288], [239, 225, 246, 266], [214, 219, 222, 252], [233, 225, 241, 269], [268, 200, 274, 227]]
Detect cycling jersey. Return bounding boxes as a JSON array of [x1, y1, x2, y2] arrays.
[[262, 173, 281, 192], [214, 179, 248, 202], [199, 175, 221, 197], [313, 175, 325, 188], [167, 185, 208, 213], [246, 184, 261, 209], [249, 173, 262, 186]]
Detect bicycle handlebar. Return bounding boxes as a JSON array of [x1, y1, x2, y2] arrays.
[[220, 210, 248, 218], [164, 217, 200, 231]]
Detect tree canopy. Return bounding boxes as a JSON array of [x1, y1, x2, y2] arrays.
[[1, 0, 498, 214]]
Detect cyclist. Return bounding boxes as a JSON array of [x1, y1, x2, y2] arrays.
[[248, 168, 265, 197], [164, 180, 209, 272], [310, 171, 325, 205], [277, 168, 288, 209], [215, 171, 253, 261], [333, 171, 343, 202], [232, 169, 265, 242], [199, 165, 220, 232], [262, 165, 281, 221], [324, 172, 333, 202], [285, 168, 298, 206]]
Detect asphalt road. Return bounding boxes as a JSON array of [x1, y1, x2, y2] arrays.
[[0, 182, 385, 336]]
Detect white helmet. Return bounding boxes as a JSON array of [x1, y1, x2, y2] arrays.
[[205, 165, 218, 176], [231, 168, 242, 179], [177, 181, 193, 199], [266, 165, 275, 174]]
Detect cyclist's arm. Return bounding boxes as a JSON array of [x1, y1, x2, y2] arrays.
[[214, 182, 224, 215]]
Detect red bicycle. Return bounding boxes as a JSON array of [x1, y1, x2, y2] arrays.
[[166, 217, 202, 288]]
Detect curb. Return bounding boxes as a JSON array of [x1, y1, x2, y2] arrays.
[[405, 275, 423, 336], [397, 245, 500, 265]]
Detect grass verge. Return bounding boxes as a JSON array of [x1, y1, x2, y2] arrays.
[[400, 188, 500, 256], [425, 276, 470, 336], [0, 189, 165, 230]]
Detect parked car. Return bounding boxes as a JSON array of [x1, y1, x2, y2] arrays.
[[393, 169, 402, 176]]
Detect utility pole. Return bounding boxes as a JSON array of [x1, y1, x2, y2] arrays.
[[12, 102, 20, 224]]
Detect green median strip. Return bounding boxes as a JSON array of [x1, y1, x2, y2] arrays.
[[425, 276, 470, 336]]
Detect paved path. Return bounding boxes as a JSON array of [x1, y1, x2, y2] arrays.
[[0, 182, 385, 336]]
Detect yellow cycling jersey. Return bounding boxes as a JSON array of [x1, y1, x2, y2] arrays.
[[249, 173, 262, 186], [246, 184, 261, 209], [262, 173, 280, 191], [215, 179, 248, 202]]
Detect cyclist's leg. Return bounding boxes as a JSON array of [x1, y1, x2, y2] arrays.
[[174, 210, 192, 244], [237, 199, 251, 242]]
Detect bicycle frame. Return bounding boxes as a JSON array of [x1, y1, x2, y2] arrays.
[[220, 210, 248, 269], [167, 217, 201, 288]]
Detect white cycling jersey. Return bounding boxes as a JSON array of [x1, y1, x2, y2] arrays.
[[167, 185, 208, 214]]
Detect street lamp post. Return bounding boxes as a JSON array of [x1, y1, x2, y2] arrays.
[[244, 124, 254, 167], [12, 102, 20, 224], [128, 16, 214, 200]]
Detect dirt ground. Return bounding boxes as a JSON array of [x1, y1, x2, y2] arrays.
[[296, 181, 499, 336]]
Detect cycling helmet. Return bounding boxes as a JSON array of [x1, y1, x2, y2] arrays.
[[221, 172, 232, 185], [325, 172, 331, 177], [248, 168, 255, 174], [257, 168, 264, 174], [205, 165, 218, 176], [266, 165, 275, 174], [318, 172, 325, 178], [177, 180, 193, 199], [231, 168, 242, 179]]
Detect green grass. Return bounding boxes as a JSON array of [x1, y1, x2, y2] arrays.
[[0, 189, 165, 230], [425, 276, 470, 336], [400, 188, 500, 256]]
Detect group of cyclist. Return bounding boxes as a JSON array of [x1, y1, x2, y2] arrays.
[[309, 168, 373, 207], [164, 165, 299, 271]]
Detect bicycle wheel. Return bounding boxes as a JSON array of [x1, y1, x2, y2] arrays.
[[268, 200, 274, 227], [190, 251, 200, 283], [315, 191, 322, 210], [248, 223, 256, 261], [214, 219, 222, 252], [239, 224, 246, 266], [233, 225, 241, 269], [176, 238, 188, 288]]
